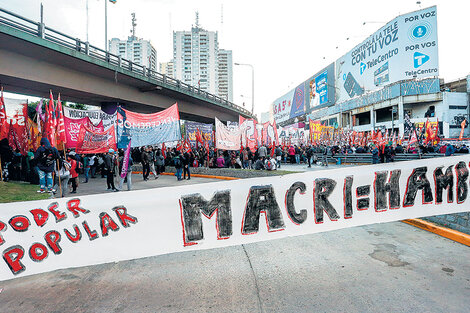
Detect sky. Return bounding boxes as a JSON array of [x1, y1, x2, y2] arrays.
[[0, 0, 469, 117]]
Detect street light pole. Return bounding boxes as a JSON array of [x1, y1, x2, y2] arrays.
[[105, 0, 108, 52], [235, 63, 254, 115]]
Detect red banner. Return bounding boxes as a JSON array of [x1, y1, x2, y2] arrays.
[[76, 124, 117, 154], [239, 116, 258, 152], [3, 100, 29, 154], [64, 117, 104, 149]]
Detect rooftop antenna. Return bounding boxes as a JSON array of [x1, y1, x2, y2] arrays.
[[195, 11, 199, 28], [131, 13, 137, 38]]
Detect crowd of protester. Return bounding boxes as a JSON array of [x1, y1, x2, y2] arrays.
[[1, 137, 468, 197]]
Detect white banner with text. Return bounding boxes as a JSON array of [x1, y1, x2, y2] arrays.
[[0, 155, 469, 281]]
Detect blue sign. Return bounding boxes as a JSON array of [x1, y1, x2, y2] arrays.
[[413, 52, 430, 68]]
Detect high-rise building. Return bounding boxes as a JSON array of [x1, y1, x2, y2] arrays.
[[159, 61, 174, 78], [218, 49, 233, 101], [109, 36, 157, 72], [173, 14, 233, 98]]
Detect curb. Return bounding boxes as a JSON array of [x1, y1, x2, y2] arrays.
[[402, 219, 470, 247], [132, 171, 240, 180], [132, 170, 469, 246]]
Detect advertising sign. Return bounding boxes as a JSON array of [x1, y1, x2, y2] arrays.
[[335, 6, 438, 103], [305, 63, 336, 111], [272, 89, 295, 125]]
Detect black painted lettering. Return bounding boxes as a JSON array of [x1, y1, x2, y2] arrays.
[[344, 176, 353, 219], [455, 161, 468, 203], [375, 170, 401, 211], [180, 190, 232, 244], [285, 182, 307, 224], [434, 166, 453, 204], [404, 167, 433, 207], [314, 178, 339, 223], [242, 185, 285, 234]]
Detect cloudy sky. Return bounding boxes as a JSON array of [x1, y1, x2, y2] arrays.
[[0, 0, 469, 116]]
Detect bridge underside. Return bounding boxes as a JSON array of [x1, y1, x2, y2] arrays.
[[0, 31, 240, 124]]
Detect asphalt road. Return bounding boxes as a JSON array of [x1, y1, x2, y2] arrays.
[[0, 164, 469, 312]]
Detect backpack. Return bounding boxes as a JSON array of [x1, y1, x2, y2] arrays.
[[174, 157, 182, 167], [76, 160, 83, 173], [41, 147, 55, 167]]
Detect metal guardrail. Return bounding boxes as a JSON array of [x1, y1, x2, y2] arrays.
[[313, 153, 466, 164], [0, 7, 253, 118]]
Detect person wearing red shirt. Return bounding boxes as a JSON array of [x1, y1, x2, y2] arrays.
[[67, 153, 78, 194]]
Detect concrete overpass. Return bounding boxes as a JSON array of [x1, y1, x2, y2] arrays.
[[0, 8, 254, 123]]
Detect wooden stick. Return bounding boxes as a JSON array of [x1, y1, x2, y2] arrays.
[[0, 155, 3, 181], [56, 159, 62, 197]]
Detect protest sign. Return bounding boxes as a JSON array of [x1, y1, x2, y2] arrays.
[[116, 104, 181, 148], [215, 117, 241, 151], [76, 125, 117, 154], [63, 107, 115, 149], [0, 156, 469, 281]]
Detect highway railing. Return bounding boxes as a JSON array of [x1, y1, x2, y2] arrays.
[[313, 153, 465, 165], [0, 7, 253, 118]]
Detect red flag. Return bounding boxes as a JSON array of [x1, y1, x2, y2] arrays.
[[161, 142, 166, 159], [409, 130, 418, 145], [195, 128, 203, 144], [176, 140, 183, 151], [183, 137, 192, 153], [270, 142, 276, 157], [433, 118, 440, 144], [45, 91, 56, 147], [459, 119, 466, 141], [56, 94, 66, 143], [0, 87, 6, 140]]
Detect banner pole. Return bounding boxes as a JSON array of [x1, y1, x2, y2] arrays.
[[56, 159, 62, 197], [0, 155, 3, 181]]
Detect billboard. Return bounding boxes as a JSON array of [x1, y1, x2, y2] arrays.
[[304, 63, 336, 111], [335, 6, 438, 103], [272, 63, 335, 125]]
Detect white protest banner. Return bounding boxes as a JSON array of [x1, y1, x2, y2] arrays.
[[1, 155, 469, 281], [215, 117, 241, 151]]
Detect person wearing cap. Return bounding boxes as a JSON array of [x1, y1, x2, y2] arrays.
[[104, 149, 119, 192]]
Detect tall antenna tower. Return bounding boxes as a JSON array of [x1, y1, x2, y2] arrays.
[[221, 4, 224, 24], [131, 13, 137, 38], [195, 11, 200, 28]]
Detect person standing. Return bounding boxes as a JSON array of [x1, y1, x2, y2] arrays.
[[34, 138, 59, 193], [155, 149, 164, 176], [258, 145, 267, 159], [82, 154, 90, 183], [118, 150, 133, 191], [104, 149, 119, 191], [173, 151, 183, 181], [148, 146, 158, 179], [183, 151, 191, 180], [141, 147, 151, 181], [371, 144, 380, 164], [67, 154, 78, 194], [53, 157, 70, 197]]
